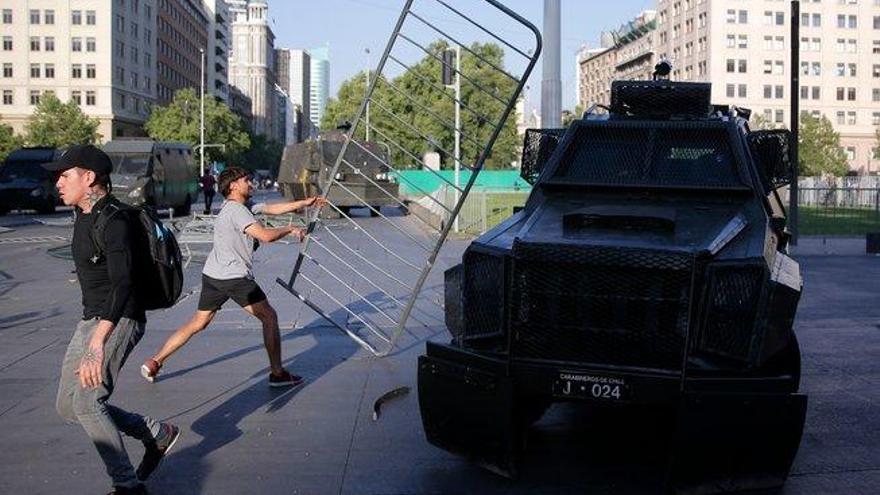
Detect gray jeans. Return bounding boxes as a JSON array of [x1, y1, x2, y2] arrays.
[[56, 317, 162, 488]]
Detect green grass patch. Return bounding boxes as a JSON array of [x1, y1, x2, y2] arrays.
[[798, 205, 880, 236]]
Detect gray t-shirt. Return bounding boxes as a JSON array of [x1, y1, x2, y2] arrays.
[[203, 200, 265, 280]]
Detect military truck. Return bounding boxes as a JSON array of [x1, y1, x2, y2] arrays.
[[277, 131, 400, 217], [418, 80, 805, 493], [103, 140, 198, 216]]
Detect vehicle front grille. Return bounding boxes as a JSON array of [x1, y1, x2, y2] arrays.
[[461, 249, 507, 341], [510, 241, 694, 370], [696, 263, 767, 363]]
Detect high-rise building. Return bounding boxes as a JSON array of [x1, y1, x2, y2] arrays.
[[579, 0, 880, 173], [309, 44, 329, 129], [275, 47, 311, 141], [229, 0, 276, 138], [203, 0, 230, 103], [0, 0, 158, 139], [156, 0, 209, 105]]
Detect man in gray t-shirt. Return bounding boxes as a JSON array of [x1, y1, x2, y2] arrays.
[[141, 166, 326, 388]]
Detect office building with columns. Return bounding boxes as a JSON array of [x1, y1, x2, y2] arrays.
[[228, 0, 277, 139]]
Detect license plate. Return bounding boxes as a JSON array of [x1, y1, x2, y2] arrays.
[[552, 372, 627, 401]]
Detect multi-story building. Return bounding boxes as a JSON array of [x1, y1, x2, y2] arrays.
[[229, 84, 252, 131], [650, 0, 878, 173], [156, 0, 209, 105], [0, 0, 157, 139], [577, 11, 658, 111], [203, 0, 230, 103], [309, 45, 329, 129], [229, 0, 276, 139], [275, 47, 311, 142]]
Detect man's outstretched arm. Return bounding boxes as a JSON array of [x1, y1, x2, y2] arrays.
[[244, 222, 305, 243], [259, 196, 327, 216]]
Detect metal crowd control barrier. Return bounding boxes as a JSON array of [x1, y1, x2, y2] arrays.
[[277, 0, 541, 356]]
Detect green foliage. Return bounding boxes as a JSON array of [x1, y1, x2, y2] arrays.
[[145, 88, 250, 164], [24, 93, 101, 147], [232, 133, 284, 175], [749, 113, 780, 131], [798, 113, 849, 176], [0, 120, 24, 162], [322, 41, 520, 170]]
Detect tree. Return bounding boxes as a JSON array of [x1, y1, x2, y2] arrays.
[[24, 93, 101, 147], [322, 41, 520, 169], [145, 88, 250, 164], [798, 113, 849, 176], [749, 113, 781, 131], [232, 132, 284, 175], [0, 120, 23, 162]]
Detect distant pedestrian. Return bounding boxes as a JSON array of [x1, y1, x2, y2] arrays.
[[141, 166, 326, 387], [45, 145, 179, 495], [200, 171, 216, 214]]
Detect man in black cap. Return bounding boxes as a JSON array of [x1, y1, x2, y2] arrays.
[[44, 145, 179, 495]]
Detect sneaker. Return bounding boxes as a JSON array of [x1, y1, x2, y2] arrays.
[[140, 359, 161, 383], [136, 423, 180, 481], [269, 369, 305, 388], [108, 484, 147, 495]]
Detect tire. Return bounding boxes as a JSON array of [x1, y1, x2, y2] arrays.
[[338, 206, 351, 217], [36, 197, 56, 214], [173, 195, 192, 217], [369, 207, 380, 217]]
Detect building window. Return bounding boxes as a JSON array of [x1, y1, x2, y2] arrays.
[[30, 64, 40, 78], [72, 90, 82, 105], [738, 84, 747, 98], [836, 111, 846, 125], [873, 64, 880, 78], [848, 88, 856, 100], [120, 93, 127, 110], [86, 91, 96, 106], [2, 90, 12, 105], [30, 9, 40, 24], [87, 11, 96, 25], [847, 111, 856, 125], [72, 10, 82, 25], [775, 110, 784, 123], [872, 112, 880, 126], [30, 37, 40, 52], [738, 59, 747, 73], [764, 85, 773, 99], [873, 40, 880, 54], [45, 9, 54, 25], [874, 16, 880, 29], [44, 64, 54, 79], [86, 65, 96, 79], [72, 38, 82, 52], [72, 64, 82, 78], [131, 47, 138, 63], [30, 90, 41, 105], [2, 63, 11, 78], [727, 84, 736, 98], [2, 37, 10, 51], [87, 38, 96, 52], [812, 87, 821, 100], [844, 147, 856, 161], [874, 88, 880, 102], [116, 15, 125, 33], [2, 9, 12, 24], [45, 37, 55, 52]]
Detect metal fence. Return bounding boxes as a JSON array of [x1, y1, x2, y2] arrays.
[[780, 177, 880, 236]]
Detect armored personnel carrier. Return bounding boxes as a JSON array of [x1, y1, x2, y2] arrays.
[[277, 130, 400, 217], [418, 80, 806, 493]]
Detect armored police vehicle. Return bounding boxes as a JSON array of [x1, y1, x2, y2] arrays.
[[418, 80, 805, 493], [277, 131, 399, 217], [0, 147, 64, 215]]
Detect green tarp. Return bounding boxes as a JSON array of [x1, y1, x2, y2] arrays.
[[392, 170, 531, 196]]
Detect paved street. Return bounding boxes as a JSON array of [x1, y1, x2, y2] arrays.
[[0, 198, 878, 495]]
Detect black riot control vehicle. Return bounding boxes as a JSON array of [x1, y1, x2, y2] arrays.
[[418, 81, 806, 493]]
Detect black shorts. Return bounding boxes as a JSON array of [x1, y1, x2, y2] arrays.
[[198, 274, 267, 311]]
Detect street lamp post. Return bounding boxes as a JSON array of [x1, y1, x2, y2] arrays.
[[365, 47, 371, 142], [452, 44, 461, 233], [199, 48, 206, 177]]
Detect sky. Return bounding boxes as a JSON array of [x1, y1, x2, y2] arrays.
[[268, 0, 654, 113]]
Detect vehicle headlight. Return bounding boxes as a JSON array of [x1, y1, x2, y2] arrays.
[[334, 172, 345, 181], [30, 187, 44, 197], [128, 187, 143, 198], [375, 172, 388, 181]]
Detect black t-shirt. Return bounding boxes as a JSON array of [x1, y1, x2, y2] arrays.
[[71, 195, 145, 323]]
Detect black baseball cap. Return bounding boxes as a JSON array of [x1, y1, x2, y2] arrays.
[[42, 144, 113, 175]]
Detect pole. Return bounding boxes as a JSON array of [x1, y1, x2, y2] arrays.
[[541, 0, 561, 127], [365, 48, 371, 142], [199, 48, 206, 177], [453, 44, 461, 233], [789, 1, 799, 245]]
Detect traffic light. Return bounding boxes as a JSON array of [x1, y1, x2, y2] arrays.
[[442, 49, 455, 86]]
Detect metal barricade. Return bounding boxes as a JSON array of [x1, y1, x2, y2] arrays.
[[277, 0, 541, 355]]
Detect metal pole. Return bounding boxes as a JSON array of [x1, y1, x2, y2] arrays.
[[789, 1, 800, 245], [199, 48, 206, 177], [453, 44, 461, 233], [541, 0, 561, 127], [365, 48, 371, 142]]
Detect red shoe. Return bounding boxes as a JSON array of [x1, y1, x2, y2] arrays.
[[269, 369, 305, 388], [140, 359, 161, 383]]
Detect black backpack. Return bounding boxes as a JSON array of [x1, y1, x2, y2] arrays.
[[92, 197, 184, 310]]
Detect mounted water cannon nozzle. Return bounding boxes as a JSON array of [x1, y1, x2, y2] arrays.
[[653, 59, 672, 81]]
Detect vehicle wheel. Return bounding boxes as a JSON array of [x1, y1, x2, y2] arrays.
[[173, 195, 192, 217], [338, 206, 351, 217], [369, 207, 380, 217], [36, 198, 56, 214]]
